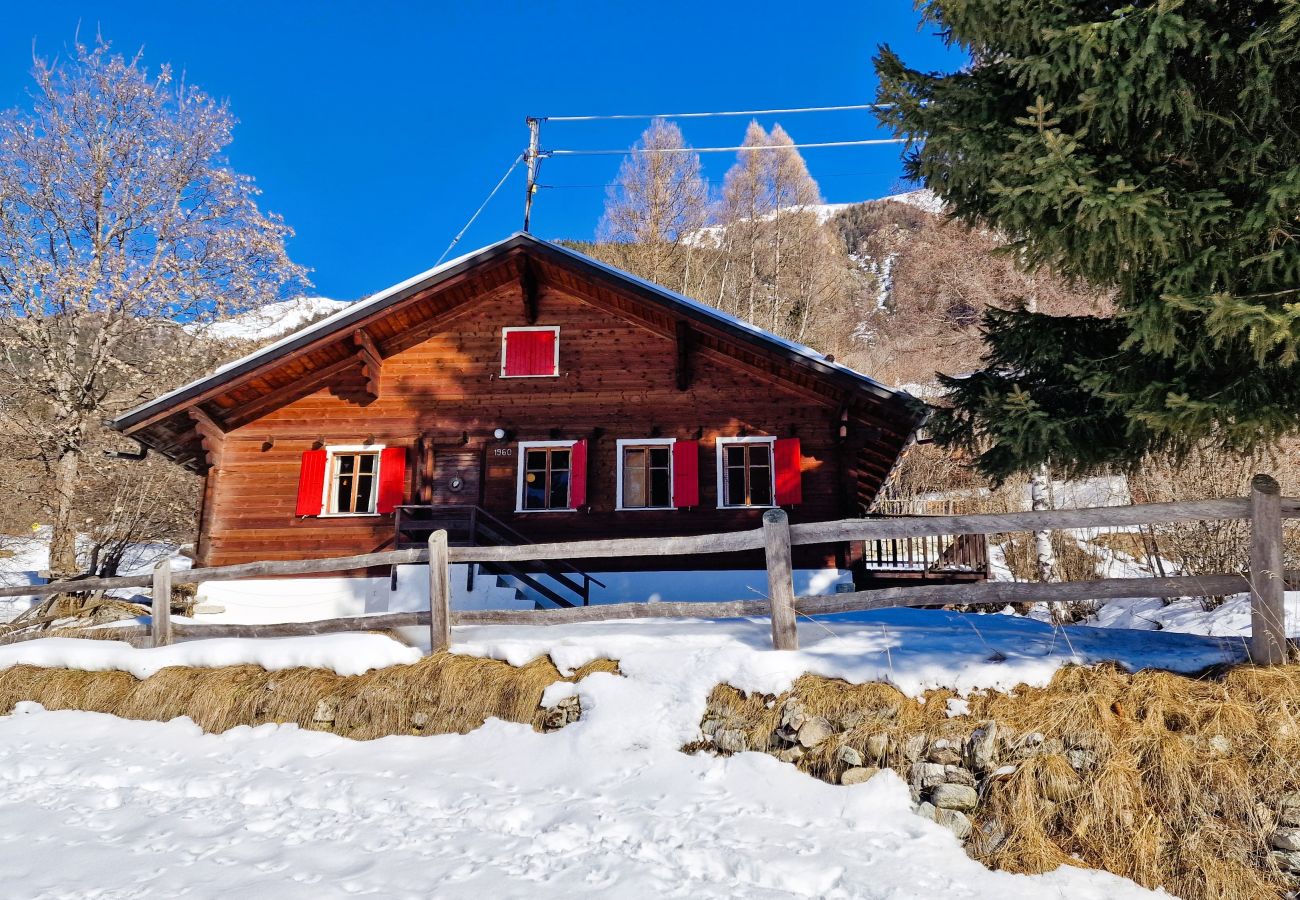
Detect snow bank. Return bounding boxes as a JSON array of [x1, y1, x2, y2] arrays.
[[0, 633, 420, 679], [0, 697, 1159, 897], [445, 607, 1241, 714], [1094, 589, 1300, 638]]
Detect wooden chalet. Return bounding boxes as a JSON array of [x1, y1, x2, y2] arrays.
[[112, 233, 983, 607]]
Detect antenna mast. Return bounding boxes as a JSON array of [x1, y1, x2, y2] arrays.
[[522, 117, 543, 232]]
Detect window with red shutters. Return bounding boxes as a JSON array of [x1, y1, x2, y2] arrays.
[[501, 327, 559, 377], [773, 437, 803, 506], [375, 447, 407, 514], [294, 449, 327, 516], [671, 440, 699, 508]]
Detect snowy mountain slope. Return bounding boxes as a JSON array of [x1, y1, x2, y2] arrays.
[[199, 296, 352, 342], [684, 189, 946, 247]]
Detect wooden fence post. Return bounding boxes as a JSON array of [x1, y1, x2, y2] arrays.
[[763, 509, 798, 650], [151, 559, 172, 648], [428, 529, 452, 653], [1250, 473, 1287, 665]]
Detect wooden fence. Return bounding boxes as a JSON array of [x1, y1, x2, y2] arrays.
[[2, 474, 1297, 663]]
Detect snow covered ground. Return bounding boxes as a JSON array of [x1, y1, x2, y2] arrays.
[[0, 702, 1157, 899], [0, 608, 1190, 898]]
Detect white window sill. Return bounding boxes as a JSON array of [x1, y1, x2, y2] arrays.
[[716, 504, 776, 510], [513, 508, 577, 514], [317, 512, 383, 518], [615, 506, 677, 512], [500, 373, 560, 379]]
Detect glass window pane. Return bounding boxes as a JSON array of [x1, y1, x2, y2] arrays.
[[551, 450, 570, 471], [356, 475, 374, 511], [359, 454, 376, 474], [727, 467, 746, 506], [624, 467, 645, 507], [650, 468, 670, 507], [336, 475, 353, 513], [526, 449, 547, 471], [338, 455, 355, 474], [524, 470, 545, 509], [649, 447, 670, 468], [750, 445, 772, 468], [751, 465, 773, 506], [549, 470, 570, 508], [726, 445, 745, 467]]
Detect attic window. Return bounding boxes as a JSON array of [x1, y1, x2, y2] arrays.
[[501, 327, 559, 377]]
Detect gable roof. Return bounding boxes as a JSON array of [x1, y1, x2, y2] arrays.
[[111, 233, 925, 476], [113, 232, 916, 435]]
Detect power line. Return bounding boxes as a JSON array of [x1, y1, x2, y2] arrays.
[[539, 170, 902, 190], [544, 103, 896, 122], [545, 138, 906, 157], [437, 154, 524, 264]]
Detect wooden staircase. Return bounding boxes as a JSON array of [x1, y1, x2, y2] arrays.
[[393, 504, 604, 608]]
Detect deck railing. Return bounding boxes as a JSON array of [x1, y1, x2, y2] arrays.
[[1, 474, 1296, 664]]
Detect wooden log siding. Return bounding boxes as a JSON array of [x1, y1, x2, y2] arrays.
[[192, 276, 866, 570]]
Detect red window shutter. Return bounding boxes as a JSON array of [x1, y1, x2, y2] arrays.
[[504, 329, 557, 376], [774, 438, 803, 506], [294, 449, 327, 516], [671, 440, 699, 508], [376, 447, 407, 514], [570, 439, 588, 508]]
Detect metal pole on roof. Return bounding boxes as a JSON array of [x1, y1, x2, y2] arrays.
[[523, 117, 543, 232]]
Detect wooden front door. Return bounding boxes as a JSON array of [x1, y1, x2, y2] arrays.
[[417, 440, 483, 507]]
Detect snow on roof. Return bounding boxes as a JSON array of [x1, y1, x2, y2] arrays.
[[113, 233, 917, 430]]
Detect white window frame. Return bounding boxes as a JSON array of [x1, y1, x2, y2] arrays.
[[515, 440, 578, 513], [615, 438, 676, 511], [500, 326, 561, 378], [715, 436, 777, 510], [320, 444, 386, 517]]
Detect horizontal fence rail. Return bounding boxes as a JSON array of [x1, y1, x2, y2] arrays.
[[1, 477, 1295, 662]]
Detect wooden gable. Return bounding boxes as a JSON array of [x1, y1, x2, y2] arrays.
[[114, 234, 924, 512]]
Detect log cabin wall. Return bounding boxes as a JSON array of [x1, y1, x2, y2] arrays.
[[202, 278, 868, 571]]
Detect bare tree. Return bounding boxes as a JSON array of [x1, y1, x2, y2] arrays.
[[598, 119, 708, 294], [0, 38, 305, 575]]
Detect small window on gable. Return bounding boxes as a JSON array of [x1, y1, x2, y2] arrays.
[[502, 326, 559, 377], [328, 449, 380, 514]]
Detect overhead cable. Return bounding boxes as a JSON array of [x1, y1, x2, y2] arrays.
[[544, 103, 897, 122], [546, 138, 906, 157], [437, 154, 524, 264]]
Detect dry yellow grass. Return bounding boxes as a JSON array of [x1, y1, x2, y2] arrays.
[[0, 652, 620, 739], [700, 662, 1300, 900]]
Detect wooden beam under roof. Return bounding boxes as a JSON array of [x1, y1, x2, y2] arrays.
[[353, 329, 382, 399], [520, 255, 540, 324], [188, 407, 227, 470], [675, 320, 694, 391]]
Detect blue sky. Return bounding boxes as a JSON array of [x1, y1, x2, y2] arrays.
[[1, 2, 964, 300]]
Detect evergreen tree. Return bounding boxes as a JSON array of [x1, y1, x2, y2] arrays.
[[874, 2, 1300, 480]]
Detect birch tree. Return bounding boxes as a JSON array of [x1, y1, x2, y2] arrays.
[[0, 39, 305, 575]]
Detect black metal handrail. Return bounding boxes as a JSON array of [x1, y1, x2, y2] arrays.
[[394, 504, 605, 607]]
